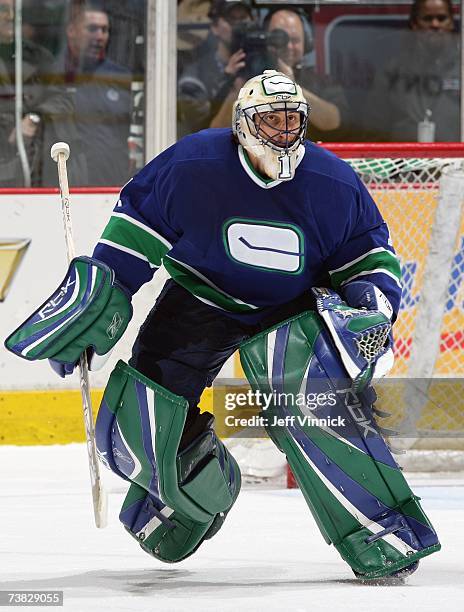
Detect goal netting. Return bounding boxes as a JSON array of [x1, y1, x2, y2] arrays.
[[224, 143, 464, 481]]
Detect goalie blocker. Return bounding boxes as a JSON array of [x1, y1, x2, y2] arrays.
[[4, 256, 132, 373], [239, 289, 440, 580]]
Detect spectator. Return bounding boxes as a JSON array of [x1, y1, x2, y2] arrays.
[[0, 0, 73, 186], [42, 0, 132, 186], [367, 0, 459, 141], [177, 0, 254, 137], [210, 8, 347, 141], [177, 0, 211, 77], [410, 0, 455, 32], [265, 9, 346, 137]]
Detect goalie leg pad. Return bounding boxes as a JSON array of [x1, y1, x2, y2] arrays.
[[96, 360, 241, 562], [240, 311, 440, 579]]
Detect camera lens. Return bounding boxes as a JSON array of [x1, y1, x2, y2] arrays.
[[267, 28, 289, 50]]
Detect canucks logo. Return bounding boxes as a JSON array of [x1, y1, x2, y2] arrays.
[[0, 239, 30, 302], [223, 218, 304, 274]]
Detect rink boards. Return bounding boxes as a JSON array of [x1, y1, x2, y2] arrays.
[[1, 189, 464, 444]]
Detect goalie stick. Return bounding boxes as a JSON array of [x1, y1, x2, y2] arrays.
[[50, 142, 108, 529]]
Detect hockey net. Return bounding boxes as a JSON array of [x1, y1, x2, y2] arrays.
[[225, 143, 464, 481]]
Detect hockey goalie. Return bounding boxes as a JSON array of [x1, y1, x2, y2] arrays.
[[5, 70, 439, 580]]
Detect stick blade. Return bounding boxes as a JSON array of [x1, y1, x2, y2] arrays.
[[94, 482, 108, 529]]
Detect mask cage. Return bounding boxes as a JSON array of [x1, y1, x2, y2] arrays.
[[242, 101, 310, 152]]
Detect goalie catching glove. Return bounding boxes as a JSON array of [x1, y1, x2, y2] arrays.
[[4, 256, 132, 376], [314, 281, 395, 384]]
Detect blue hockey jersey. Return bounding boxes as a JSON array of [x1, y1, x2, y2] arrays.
[[93, 128, 402, 323]]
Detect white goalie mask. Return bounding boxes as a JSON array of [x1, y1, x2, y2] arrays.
[[232, 70, 310, 181]]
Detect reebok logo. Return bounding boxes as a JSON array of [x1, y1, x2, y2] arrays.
[[106, 311, 123, 339], [336, 387, 377, 438]]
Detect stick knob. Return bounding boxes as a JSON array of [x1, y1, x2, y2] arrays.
[[50, 142, 70, 162]]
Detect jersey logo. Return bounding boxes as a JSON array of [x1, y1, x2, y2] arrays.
[[223, 219, 304, 274]]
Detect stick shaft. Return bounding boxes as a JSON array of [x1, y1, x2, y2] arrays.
[[55, 151, 107, 528], [57, 155, 75, 262]]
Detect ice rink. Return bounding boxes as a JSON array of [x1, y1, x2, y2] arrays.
[[1, 444, 463, 612]]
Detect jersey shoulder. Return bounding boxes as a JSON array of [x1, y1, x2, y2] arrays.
[[173, 128, 235, 162], [132, 128, 233, 186], [300, 141, 360, 189]]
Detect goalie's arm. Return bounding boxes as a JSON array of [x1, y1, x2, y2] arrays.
[[5, 148, 180, 375], [326, 224, 402, 317], [93, 146, 180, 296], [323, 177, 402, 320]]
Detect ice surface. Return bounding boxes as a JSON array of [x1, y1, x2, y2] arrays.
[[1, 445, 463, 612]]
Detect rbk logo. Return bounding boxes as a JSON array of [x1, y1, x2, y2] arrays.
[[336, 387, 377, 438], [38, 276, 76, 319]]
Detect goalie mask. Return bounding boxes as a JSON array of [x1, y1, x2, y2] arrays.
[[232, 70, 310, 181]]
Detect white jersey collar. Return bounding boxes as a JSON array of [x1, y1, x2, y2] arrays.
[[237, 144, 306, 189]]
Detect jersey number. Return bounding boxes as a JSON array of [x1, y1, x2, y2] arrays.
[[278, 155, 292, 180]]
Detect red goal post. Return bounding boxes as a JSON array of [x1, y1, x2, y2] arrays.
[[322, 142, 464, 158]]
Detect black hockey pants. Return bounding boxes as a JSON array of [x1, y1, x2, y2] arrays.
[[129, 279, 313, 448]]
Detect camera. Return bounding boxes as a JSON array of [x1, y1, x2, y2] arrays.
[[230, 23, 289, 78]]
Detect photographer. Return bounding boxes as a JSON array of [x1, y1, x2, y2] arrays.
[[265, 9, 346, 138], [210, 7, 347, 139], [177, 0, 254, 137]]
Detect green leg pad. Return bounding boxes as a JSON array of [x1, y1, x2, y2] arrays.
[[96, 360, 241, 562], [181, 457, 235, 515], [279, 428, 439, 578], [122, 483, 215, 563], [239, 311, 440, 579]]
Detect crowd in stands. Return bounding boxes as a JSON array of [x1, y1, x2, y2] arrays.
[[0, 0, 459, 188]]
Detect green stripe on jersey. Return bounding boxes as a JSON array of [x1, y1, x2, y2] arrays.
[[163, 255, 258, 313], [100, 213, 171, 268], [329, 249, 402, 289]]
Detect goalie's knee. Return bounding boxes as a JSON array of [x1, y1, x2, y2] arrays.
[[95, 360, 241, 562]]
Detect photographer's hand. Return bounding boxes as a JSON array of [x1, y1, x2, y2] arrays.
[[225, 49, 247, 77]]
